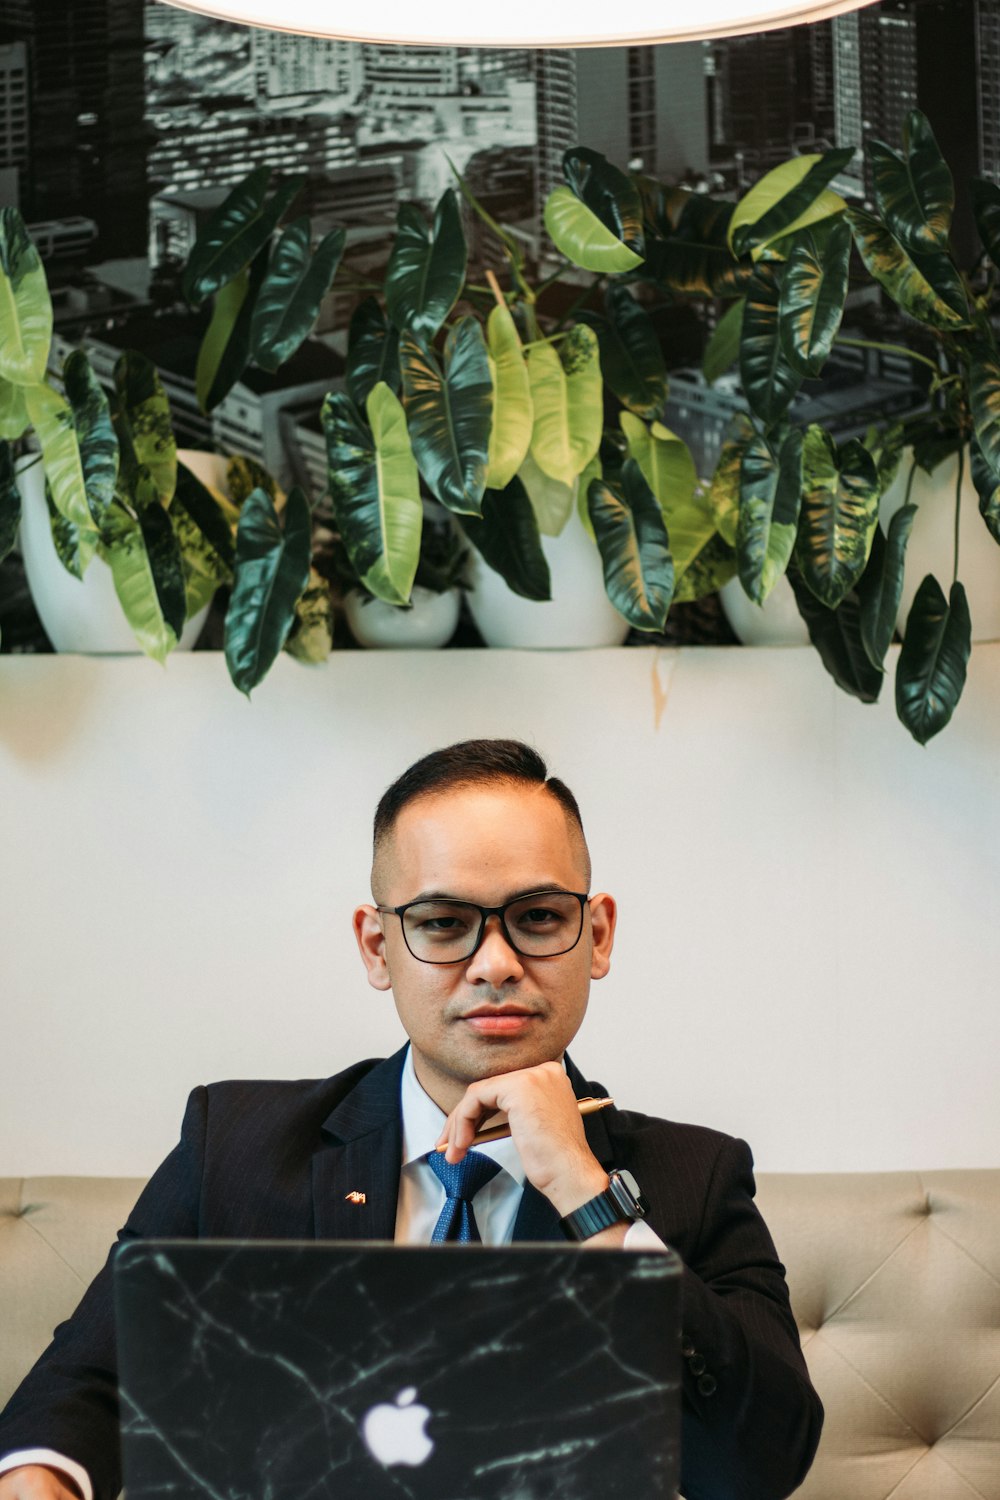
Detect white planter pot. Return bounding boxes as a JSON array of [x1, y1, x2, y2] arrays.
[[18, 449, 217, 654], [719, 575, 810, 647], [881, 448, 1000, 643], [466, 505, 630, 649], [344, 586, 461, 649]]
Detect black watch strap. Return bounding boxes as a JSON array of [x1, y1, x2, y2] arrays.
[[559, 1169, 648, 1242]]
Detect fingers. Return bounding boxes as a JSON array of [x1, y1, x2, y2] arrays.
[[0, 1468, 84, 1500]]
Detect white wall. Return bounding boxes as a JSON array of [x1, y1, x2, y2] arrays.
[[2, 644, 999, 1178]]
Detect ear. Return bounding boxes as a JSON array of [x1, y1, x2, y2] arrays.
[[588, 892, 616, 981], [353, 905, 393, 992]]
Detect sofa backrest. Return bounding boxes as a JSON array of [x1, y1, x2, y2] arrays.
[[3, 1171, 1000, 1498]]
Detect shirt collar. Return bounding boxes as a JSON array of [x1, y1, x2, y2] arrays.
[[399, 1044, 526, 1186]]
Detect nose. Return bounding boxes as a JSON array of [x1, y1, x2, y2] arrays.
[[465, 913, 524, 985]]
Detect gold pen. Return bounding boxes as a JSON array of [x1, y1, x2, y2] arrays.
[[470, 1095, 614, 1145]]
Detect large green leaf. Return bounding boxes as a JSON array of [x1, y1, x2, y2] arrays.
[[788, 567, 883, 704], [729, 151, 852, 259], [284, 568, 333, 664], [171, 497, 229, 619], [857, 504, 917, 668], [194, 244, 269, 414], [174, 458, 236, 571], [673, 531, 737, 603], [970, 436, 1000, 545], [485, 302, 532, 491], [46, 478, 96, 579], [224, 484, 312, 695], [896, 576, 971, 744], [346, 297, 401, 409], [249, 219, 345, 372], [968, 351, 1000, 481], [620, 411, 697, 513], [528, 325, 602, 487], [641, 194, 750, 298], [578, 284, 667, 420], [0, 207, 52, 387], [739, 263, 802, 427], [971, 178, 1000, 272], [102, 480, 186, 662], [63, 349, 118, 528], [385, 191, 466, 342], [0, 440, 19, 562], [587, 458, 674, 631], [113, 352, 177, 506], [562, 147, 645, 259], [518, 449, 575, 537], [846, 207, 969, 329], [869, 110, 953, 257], [322, 384, 422, 606], [460, 478, 552, 601], [778, 217, 852, 377], [399, 318, 492, 516], [24, 383, 94, 536], [703, 299, 744, 385], [0, 377, 28, 441], [737, 429, 803, 605], [183, 168, 305, 306], [796, 426, 880, 609], [706, 424, 753, 548], [543, 187, 643, 275]]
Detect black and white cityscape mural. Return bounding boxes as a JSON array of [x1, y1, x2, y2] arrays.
[[0, 0, 996, 648]]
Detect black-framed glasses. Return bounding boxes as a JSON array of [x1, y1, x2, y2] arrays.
[[376, 889, 590, 965]]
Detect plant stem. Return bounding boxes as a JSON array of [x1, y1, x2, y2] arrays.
[[485, 268, 507, 311], [953, 443, 964, 588], [835, 336, 941, 376], [521, 331, 572, 350], [904, 455, 919, 508]]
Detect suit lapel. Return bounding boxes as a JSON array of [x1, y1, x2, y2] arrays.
[[312, 1048, 406, 1242]]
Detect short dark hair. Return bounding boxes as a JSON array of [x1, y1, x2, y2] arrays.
[[372, 738, 588, 883]]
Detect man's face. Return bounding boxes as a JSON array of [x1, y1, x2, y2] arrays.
[[353, 782, 616, 1113]]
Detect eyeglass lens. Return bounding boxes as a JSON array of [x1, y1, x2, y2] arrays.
[[401, 892, 584, 962]]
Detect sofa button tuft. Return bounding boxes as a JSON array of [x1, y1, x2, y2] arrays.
[[688, 1353, 706, 1376], [697, 1373, 717, 1396]]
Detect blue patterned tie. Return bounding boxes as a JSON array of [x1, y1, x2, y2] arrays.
[[427, 1149, 502, 1243]]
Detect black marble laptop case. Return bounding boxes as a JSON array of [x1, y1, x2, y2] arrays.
[[114, 1240, 680, 1500]]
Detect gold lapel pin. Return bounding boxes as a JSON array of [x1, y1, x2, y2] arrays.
[[345, 1190, 367, 1205]]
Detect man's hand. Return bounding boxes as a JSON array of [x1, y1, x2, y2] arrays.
[[0, 1469, 82, 1500], [435, 1062, 610, 1219]]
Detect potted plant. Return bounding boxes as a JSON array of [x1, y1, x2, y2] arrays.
[[329, 499, 469, 649], [0, 199, 334, 694]]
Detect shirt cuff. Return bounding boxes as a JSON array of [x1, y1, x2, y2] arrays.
[[623, 1218, 669, 1251], [0, 1450, 93, 1500]]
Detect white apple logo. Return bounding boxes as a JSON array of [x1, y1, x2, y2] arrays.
[[361, 1386, 435, 1468]]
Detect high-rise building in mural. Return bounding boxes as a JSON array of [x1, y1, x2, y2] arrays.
[[979, 0, 1000, 181], [533, 48, 577, 246], [0, 36, 27, 199], [0, 0, 147, 253], [833, 3, 918, 191], [708, 23, 836, 183], [252, 32, 363, 102], [576, 44, 709, 180]]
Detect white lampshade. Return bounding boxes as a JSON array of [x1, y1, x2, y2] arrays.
[[155, 0, 880, 48]]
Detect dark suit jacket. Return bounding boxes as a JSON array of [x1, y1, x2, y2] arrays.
[[0, 1049, 822, 1500]]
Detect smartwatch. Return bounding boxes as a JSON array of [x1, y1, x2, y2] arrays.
[[559, 1169, 649, 1242]]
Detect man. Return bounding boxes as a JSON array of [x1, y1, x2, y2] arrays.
[[0, 738, 822, 1500]]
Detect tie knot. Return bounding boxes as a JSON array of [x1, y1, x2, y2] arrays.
[[427, 1148, 501, 1203]]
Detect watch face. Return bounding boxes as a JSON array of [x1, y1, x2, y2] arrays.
[[609, 1170, 648, 1219]]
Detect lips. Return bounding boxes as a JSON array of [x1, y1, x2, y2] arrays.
[[459, 1005, 539, 1035]]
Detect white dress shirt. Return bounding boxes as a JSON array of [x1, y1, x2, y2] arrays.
[[0, 1048, 662, 1499]]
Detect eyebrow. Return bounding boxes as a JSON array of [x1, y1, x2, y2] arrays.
[[404, 883, 580, 904]]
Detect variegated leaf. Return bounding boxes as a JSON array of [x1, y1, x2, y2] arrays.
[[796, 426, 880, 609], [737, 429, 803, 605]]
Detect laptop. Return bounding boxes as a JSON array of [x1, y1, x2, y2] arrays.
[[114, 1239, 681, 1500]]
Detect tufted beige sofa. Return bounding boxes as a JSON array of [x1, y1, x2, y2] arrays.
[[2, 1171, 999, 1498]]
